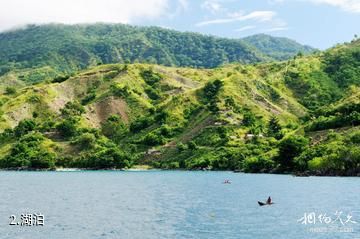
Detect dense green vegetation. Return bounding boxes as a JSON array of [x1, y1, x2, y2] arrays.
[[243, 34, 315, 61], [0, 23, 315, 82], [0, 27, 359, 175], [0, 132, 56, 169], [295, 130, 360, 176]]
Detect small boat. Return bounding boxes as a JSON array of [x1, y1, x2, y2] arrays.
[[258, 196, 274, 206], [222, 179, 231, 184]]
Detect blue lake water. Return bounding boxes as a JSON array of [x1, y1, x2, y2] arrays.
[[0, 171, 359, 239]]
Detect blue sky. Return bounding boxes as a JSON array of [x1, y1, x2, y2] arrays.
[[133, 0, 360, 49], [0, 0, 359, 49]]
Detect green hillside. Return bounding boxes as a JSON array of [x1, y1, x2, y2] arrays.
[[243, 34, 315, 60], [0, 24, 314, 80], [0, 30, 359, 175]]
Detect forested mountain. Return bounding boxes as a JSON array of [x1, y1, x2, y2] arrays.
[[0, 24, 314, 78], [0, 25, 358, 175], [243, 34, 315, 60]]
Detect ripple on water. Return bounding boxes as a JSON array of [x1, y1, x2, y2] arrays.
[[0, 171, 358, 239]]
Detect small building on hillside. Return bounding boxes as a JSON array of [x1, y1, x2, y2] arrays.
[[244, 133, 264, 140], [146, 148, 162, 156]]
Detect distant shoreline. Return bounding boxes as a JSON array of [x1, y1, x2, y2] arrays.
[[0, 167, 359, 177]]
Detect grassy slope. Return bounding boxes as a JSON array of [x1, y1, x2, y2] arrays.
[[0, 61, 308, 128], [0, 61, 304, 159], [0, 38, 359, 172]]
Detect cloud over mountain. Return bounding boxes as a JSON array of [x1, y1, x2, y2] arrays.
[[0, 0, 172, 31]]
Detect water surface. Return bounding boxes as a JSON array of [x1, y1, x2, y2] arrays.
[[0, 171, 359, 239]]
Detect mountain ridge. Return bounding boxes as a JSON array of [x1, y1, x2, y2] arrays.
[[0, 23, 315, 78], [243, 33, 316, 60]]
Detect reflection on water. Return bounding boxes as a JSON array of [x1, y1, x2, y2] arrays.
[[0, 171, 359, 239]]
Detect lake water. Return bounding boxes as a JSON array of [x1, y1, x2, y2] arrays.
[[0, 171, 359, 239]]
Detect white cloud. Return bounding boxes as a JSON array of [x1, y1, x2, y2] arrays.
[[196, 11, 276, 26], [168, 0, 189, 18], [0, 0, 177, 31], [274, 0, 360, 13], [234, 25, 256, 32], [308, 0, 360, 13], [264, 27, 289, 32], [201, 0, 225, 14]]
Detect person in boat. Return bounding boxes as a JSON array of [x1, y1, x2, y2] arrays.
[[223, 179, 231, 184], [258, 196, 274, 206]]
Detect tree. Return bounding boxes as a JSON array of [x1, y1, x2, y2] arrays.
[[111, 84, 130, 97], [74, 133, 96, 149], [101, 115, 128, 142], [81, 91, 96, 105], [267, 116, 283, 139], [145, 86, 161, 100], [176, 142, 186, 152], [14, 119, 36, 137], [60, 101, 85, 117], [140, 69, 162, 86], [187, 141, 198, 151], [276, 135, 309, 171], [130, 116, 154, 133], [1, 133, 56, 169], [155, 110, 169, 124], [142, 132, 165, 146], [86, 146, 132, 169], [0, 128, 13, 141], [52, 75, 70, 83], [5, 86, 16, 95], [56, 117, 79, 138], [203, 79, 224, 101], [242, 111, 257, 127]]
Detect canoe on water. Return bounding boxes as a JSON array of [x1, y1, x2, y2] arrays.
[[258, 197, 274, 206]]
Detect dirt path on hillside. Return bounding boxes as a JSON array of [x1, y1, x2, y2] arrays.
[[84, 96, 129, 128]]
